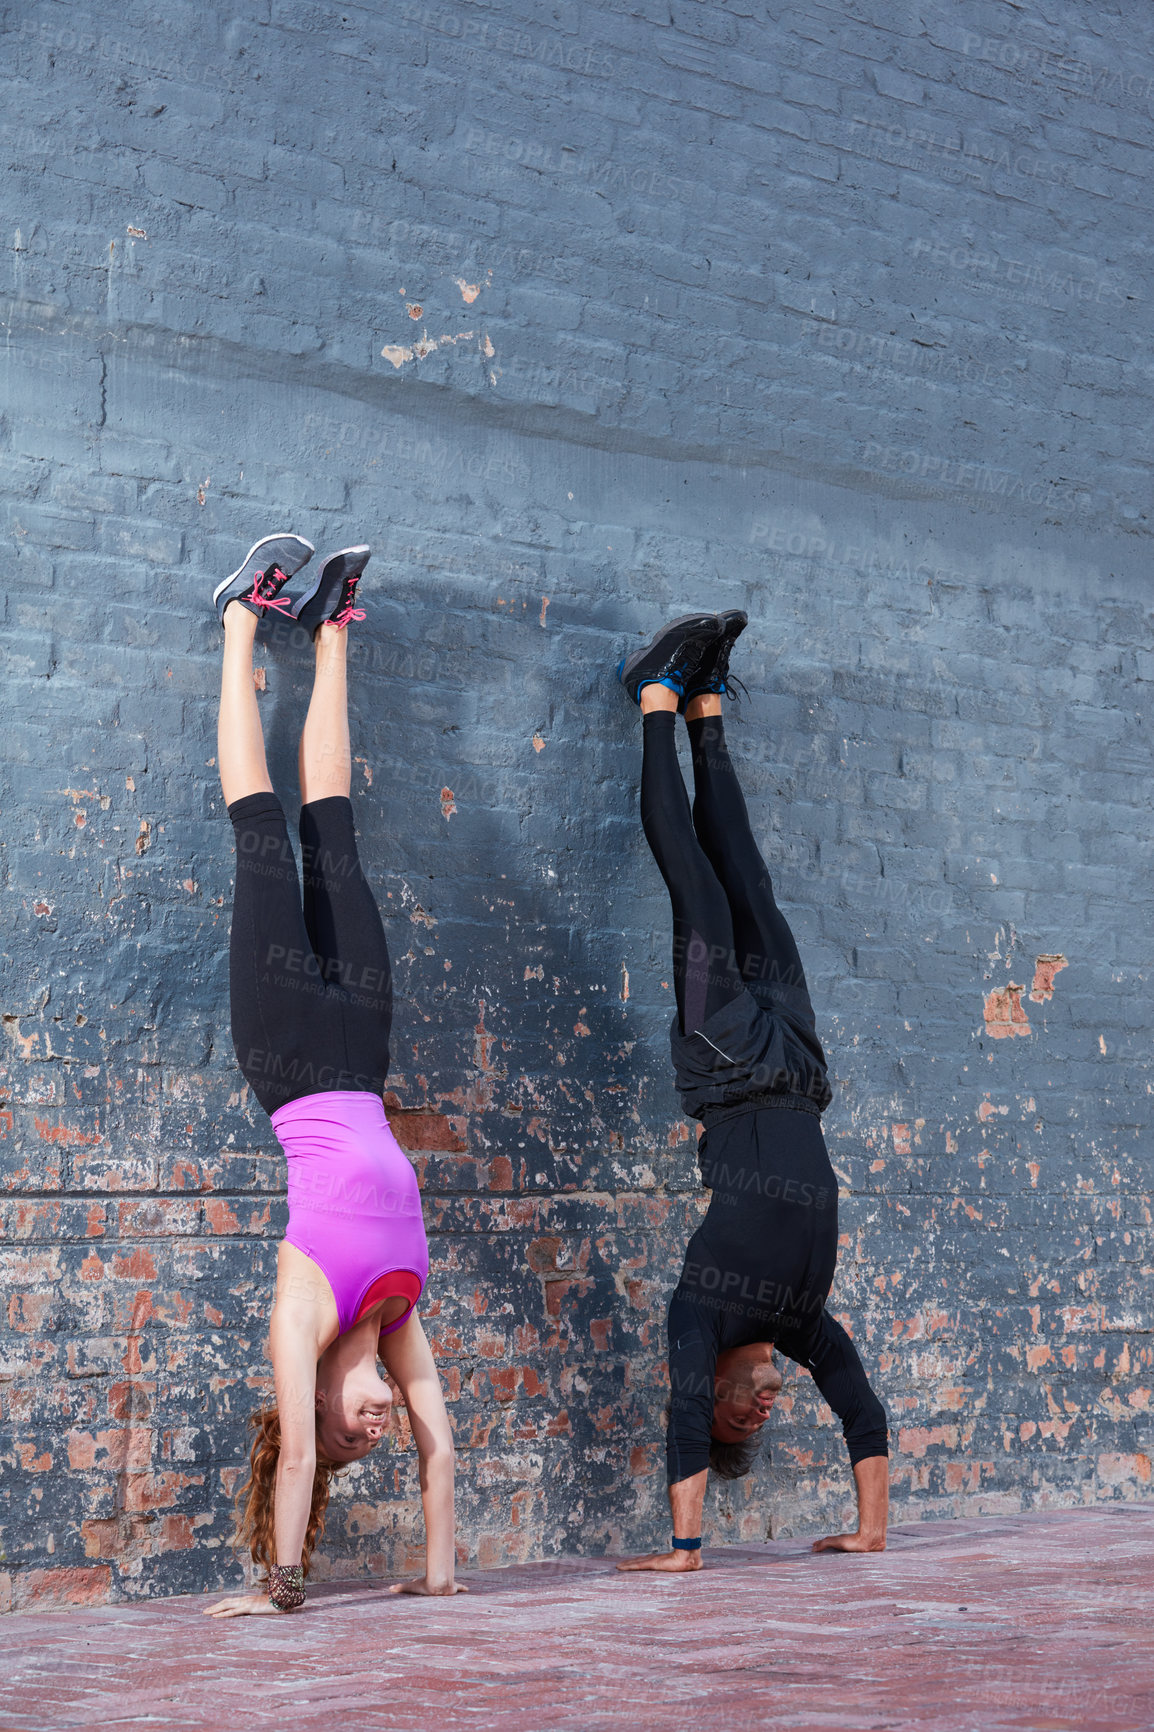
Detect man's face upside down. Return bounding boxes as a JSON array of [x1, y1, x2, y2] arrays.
[[711, 1346, 782, 1444]]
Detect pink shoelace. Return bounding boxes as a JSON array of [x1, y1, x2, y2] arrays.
[[331, 580, 366, 630], [245, 567, 294, 615]]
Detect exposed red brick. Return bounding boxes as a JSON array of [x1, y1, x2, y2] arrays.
[[389, 1109, 468, 1152], [66, 1428, 152, 1472], [14, 1566, 113, 1609], [983, 984, 1031, 1039], [122, 1471, 204, 1512], [1029, 954, 1068, 1003], [111, 1248, 158, 1280], [203, 1198, 241, 1234], [8, 1292, 53, 1330], [473, 1332, 509, 1360], [33, 1116, 101, 1145], [108, 1381, 155, 1421], [81, 1519, 125, 1559], [543, 1276, 594, 1318], [898, 1424, 959, 1459], [158, 1514, 195, 1550], [487, 1156, 513, 1190], [1097, 1453, 1151, 1486], [526, 1236, 561, 1273]]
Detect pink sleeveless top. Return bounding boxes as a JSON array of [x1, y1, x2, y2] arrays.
[[269, 1090, 429, 1337]]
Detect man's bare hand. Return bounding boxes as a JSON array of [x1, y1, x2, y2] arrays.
[[386, 1576, 469, 1596], [616, 1549, 703, 1574], [813, 1459, 889, 1554], [812, 1529, 886, 1554], [203, 1592, 286, 1617]]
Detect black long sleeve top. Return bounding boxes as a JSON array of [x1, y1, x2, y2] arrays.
[[663, 1100, 888, 1485]]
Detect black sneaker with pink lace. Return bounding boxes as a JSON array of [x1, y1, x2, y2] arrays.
[[295, 545, 371, 636], [213, 533, 317, 627]]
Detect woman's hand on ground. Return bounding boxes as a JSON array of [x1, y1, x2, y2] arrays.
[[203, 1592, 286, 1617], [811, 1530, 887, 1554], [387, 1576, 469, 1596], [616, 1550, 703, 1574]]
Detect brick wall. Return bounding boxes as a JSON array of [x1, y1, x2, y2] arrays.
[[1, 0, 1151, 1608]]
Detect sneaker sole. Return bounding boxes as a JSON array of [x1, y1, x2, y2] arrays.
[[212, 533, 316, 609]]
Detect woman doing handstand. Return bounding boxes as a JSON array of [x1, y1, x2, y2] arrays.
[[203, 535, 463, 1616]]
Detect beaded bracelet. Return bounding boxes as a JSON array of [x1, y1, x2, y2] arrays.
[[671, 1535, 702, 1551], [268, 1563, 306, 1610]]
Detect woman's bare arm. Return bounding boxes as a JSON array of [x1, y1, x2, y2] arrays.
[[205, 1245, 332, 1617], [380, 1313, 465, 1595]]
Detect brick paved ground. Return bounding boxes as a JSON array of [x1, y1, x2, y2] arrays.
[[3, 1510, 1152, 1731]]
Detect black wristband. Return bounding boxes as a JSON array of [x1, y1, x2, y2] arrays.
[[671, 1535, 702, 1551]]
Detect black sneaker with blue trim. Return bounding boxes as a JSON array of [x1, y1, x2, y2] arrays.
[[679, 609, 749, 709], [617, 613, 722, 705]]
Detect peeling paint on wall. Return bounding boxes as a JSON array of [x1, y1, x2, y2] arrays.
[[1030, 955, 1068, 1003], [983, 984, 1031, 1039], [381, 330, 478, 369]]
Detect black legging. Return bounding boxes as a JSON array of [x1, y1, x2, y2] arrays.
[[227, 792, 392, 1117], [640, 711, 808, 1035]]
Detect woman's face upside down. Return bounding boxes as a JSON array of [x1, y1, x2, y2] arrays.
[[316, 1362, 394, 1462]]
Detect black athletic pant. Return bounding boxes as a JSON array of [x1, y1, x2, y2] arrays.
[[228, 792, 392, 1117], [640, 711, 808, 1035]]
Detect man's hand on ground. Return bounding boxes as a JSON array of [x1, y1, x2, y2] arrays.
[[811, 1455, 889, 1554], [387, 1576, 469, 1596], [616, 1549, 703, 1574], [811, 1529, 886, 1554]]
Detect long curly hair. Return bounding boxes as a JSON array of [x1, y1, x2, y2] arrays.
[[233, 1405, 344, 1579]]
